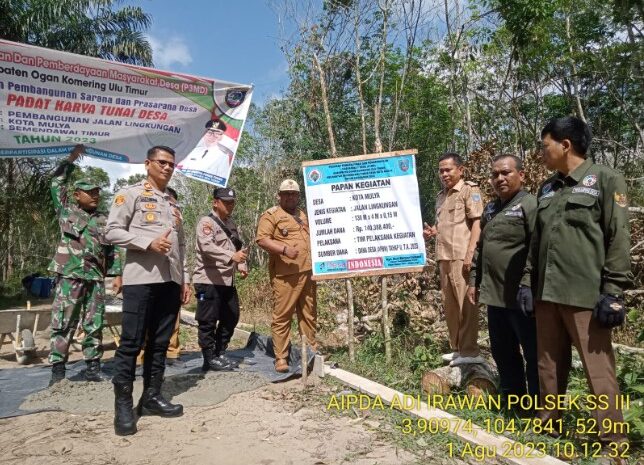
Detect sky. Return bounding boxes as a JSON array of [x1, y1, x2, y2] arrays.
[[81, 0, 290, 184]]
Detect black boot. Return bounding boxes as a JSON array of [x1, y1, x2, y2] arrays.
[[215, 349, 239, 368], [49, 362, 65, 386], [202, 347, 234, 372], [137, 375, 183, 417], [84, 359, 106, 382], [113, 381, 137, 436]]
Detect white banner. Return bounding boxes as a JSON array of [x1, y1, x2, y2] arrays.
[[302, 150, 426, 280], [0, 39, 252, 187]]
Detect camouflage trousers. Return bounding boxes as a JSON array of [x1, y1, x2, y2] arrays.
[[48, 276, 105, 364]]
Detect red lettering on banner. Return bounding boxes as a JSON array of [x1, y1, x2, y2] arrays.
[[54, 100, 96, 113], [347, 257, 383, 271], [100, 105, 135, 117], [6, 93, 51, 109], [138, 110, 168, 120]]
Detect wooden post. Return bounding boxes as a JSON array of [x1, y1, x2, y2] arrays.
[[301, 335, 308, 386], [381, 276, 391, 363], [346, 279, 355, 362]]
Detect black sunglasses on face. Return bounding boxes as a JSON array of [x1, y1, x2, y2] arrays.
[[149, 159, 175, 169]]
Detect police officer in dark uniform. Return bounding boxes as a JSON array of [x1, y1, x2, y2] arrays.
[[468, 154, 538, 403], [106, 146, 191, 436], [519, 117, 632, 462]]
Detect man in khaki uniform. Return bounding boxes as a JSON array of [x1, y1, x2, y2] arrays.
[[424, 153, 483, 366], [106, 146, 191, 436], [193, 187, 248, 371], [256, 179, 316, 373]]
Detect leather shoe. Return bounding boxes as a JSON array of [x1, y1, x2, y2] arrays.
[[274, 358, 289, 373]]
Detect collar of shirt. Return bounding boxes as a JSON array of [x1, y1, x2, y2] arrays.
[[557, 158, 593, 186], [439, 178, 464, 197]]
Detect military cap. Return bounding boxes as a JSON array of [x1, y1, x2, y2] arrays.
[[205, 119, 227, 132], [214, 187, 236, 200], [74, 178, 99, 191], [278, 179, 300, 192]]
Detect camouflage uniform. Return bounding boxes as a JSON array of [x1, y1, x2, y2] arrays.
[[48, 160, 122, 364]]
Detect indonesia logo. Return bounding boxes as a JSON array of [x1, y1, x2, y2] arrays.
[[308, 169, 321, 183], [225, 89, 247, 108], [582, 175, 597, 187], [399, 158, 410, 172]]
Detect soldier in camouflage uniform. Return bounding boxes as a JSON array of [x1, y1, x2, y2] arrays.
[[48, 145, 122, 385]]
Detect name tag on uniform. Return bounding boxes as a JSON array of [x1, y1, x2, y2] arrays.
[[571, 187, 599, 197], [504, 210, 523, 217]]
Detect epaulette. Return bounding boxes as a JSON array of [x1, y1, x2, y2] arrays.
[[263, 206, 279, 215], [465, 181, 478, 187]]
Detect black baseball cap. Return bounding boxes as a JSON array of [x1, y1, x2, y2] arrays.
[[213, 187, 236, 200]]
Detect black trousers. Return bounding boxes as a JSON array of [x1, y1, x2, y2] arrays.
[[112, 282, 181, 384], [194, 284, 239, 354], [487, 305, 539, 399]]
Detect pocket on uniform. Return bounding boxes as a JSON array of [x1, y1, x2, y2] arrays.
[[565, 195, 597, 226], [195, 285, 218, 321], [449, 204, 465, 223], [140, 209, 162, 225]]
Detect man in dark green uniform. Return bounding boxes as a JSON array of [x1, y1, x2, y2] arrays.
[[519, 117, 631, 460], [468, 154, 538, 403], [48, 144, 122, 385]]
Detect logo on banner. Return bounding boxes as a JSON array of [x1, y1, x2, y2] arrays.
[[308, 169, 321, 183], [399, 159, 410, 172], [225, 89, 247, 108]]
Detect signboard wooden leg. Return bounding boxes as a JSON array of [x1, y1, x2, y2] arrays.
[[346, 279, 355, 362], [381, 276, 391, 363]]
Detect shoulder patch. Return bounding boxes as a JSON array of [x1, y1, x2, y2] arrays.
[[471, 193, 481, 202], [614, 193, 628, 208], [114, 194, 125, 206]]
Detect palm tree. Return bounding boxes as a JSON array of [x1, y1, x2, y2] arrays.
[[0, 0, 153, 65]]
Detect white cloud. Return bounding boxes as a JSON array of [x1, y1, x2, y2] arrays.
[[79, 157, 146, 189], [147, 35, 193, 70]]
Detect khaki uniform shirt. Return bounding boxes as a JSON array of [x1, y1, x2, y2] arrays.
[[435, 179, 484, 261], [256, 206, 312, 277], [105, 180, 188, 286], [521, 159, 633, 308], [192, 211, 247, 286], [470, 191, 537, 309]]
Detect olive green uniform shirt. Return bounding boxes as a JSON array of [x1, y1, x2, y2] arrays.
[[470, 190, 537, 309], [520, 159, 632, 308]]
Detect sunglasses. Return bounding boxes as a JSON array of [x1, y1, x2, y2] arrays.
[[149, 159, 175, 169]]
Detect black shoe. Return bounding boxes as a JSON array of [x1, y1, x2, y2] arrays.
[[84, 359, 107, 382], [49, 362, 65, 386], [217, 353, 239, 368], [137, 375, 183, 417], [202, 347, 234, 372], [113, 381, 137, 436]]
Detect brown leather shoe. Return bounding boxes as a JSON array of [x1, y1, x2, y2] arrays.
[[274, 359, 289, 373]]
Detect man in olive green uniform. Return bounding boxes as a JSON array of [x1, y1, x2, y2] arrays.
[[106, 146, 191, 436], [468, 155, 538, 401], [256, 179, 316, 373], [194, 187, 248, 371], [48, 144, 122, 385], [424, 153, 483, 366], [519, 117, 631, 459]]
